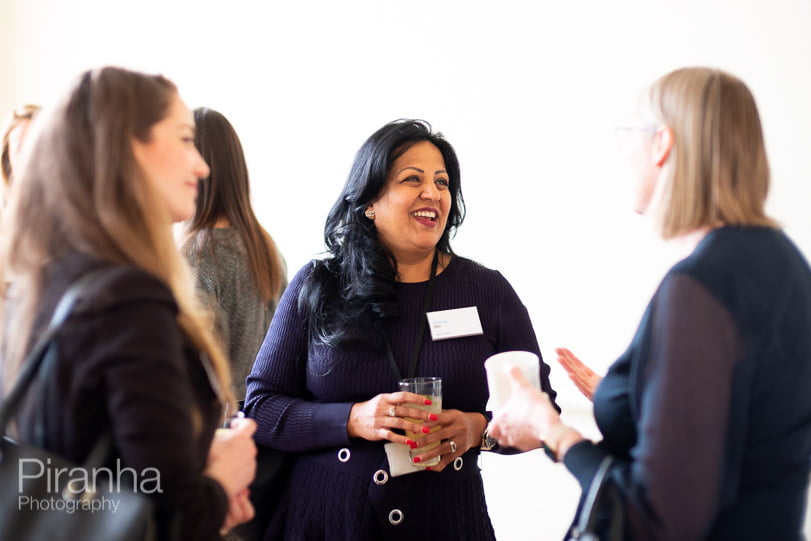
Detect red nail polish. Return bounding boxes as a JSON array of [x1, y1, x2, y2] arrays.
[[406, 439, 416, 446], [422, 426, 430, 434], [424, 398, 432, 405], [413, 456, 422, 463], [425, 467, 433, 471], [429, 413, 438, 421], [409, 442, 418, 449]]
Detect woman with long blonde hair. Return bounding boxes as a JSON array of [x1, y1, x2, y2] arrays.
[[1, 67, 257, 540]]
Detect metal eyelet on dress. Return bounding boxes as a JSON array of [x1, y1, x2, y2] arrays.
[[388, 509, 404, 525], [453, 456, 463, 471], [337, 448, 351, 463], [373, 469, 389, 485]]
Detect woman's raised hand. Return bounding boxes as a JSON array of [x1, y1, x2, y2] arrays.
[[555, 347, 602, 401]]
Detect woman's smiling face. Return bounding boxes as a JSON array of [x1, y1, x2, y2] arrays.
[[370, 140, 451, 262], [131, 93, 210, 223]]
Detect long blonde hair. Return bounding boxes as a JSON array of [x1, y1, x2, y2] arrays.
[[648, 67, 778, 239], [0, 67, 234, 410]]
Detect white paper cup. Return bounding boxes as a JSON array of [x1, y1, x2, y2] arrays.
[[484, 351, 541, 412]]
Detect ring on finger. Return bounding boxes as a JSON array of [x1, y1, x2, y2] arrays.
[[388, 406, 396, 417], [449, 440, 457, 453]]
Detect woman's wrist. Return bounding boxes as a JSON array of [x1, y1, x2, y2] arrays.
[[541, 422, 584, 462], [467, 412, 489, 451], [346, 403, 361, 438]]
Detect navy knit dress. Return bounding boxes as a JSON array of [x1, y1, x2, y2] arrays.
[[564, 226, 811, 540], [245, 256, 557, 540]]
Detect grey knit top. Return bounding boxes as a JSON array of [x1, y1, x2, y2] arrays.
[[184, 227, 284, 400]]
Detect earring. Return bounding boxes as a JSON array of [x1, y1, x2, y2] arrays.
[[364, 207, 375, 219]]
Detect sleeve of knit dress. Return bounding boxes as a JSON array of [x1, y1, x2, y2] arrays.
[[492, 270, 559, 411], [243, 264, 354, 451]]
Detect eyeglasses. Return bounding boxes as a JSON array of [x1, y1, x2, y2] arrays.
[[614, 125, 657, 155]]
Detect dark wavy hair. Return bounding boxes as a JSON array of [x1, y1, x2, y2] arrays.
[[300, 119, 465, 347]]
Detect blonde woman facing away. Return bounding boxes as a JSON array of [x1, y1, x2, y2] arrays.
[[0, 67, 257, 540], [490, 67, 811, 540]]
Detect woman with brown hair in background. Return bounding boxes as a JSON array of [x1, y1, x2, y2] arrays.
[[181, 107, 286, 402]]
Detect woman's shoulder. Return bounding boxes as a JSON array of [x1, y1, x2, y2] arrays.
[[290, 258, 321, 278], [63, 262, 178, 318], [281, 258, 324, 294], [27, 258, 181, 355], [183, 228, 246, 262], [443, 255, 510, 285], [672, 226, 808, 289], [662, 226, 811, 323]]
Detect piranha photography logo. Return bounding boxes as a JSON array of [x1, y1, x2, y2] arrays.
[[17, 457, 161, 514]]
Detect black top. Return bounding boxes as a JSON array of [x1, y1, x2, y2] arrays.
[[565, 226, 811, 540], [16, 253, 228, 540]]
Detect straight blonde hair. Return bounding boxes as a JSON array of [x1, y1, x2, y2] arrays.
[[648, 67, 778, 239], [0, 67, 234, 411]]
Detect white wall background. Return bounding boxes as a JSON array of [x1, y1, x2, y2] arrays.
[[3, 1, 810, 539]]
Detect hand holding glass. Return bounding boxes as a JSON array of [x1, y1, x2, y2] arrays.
[[398, 377, 442, 467]]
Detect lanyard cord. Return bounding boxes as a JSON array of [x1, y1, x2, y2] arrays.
[[380, 250, 439, 382]]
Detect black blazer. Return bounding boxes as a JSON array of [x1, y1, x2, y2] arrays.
[[16, 253, 228, 541]]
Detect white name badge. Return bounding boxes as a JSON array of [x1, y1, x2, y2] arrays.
[[384, 442, 423, 477], [426, 306, 483, 341]]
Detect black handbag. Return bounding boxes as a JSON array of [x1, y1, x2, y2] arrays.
[[0, 271, 156, 541], [566, 456, 626, 541]]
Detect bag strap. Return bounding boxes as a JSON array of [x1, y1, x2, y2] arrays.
[[573, 455, 615, 537], [0, 269, 109, 432]]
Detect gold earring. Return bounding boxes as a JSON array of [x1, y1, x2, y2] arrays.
[[364, 207, 375, 219]]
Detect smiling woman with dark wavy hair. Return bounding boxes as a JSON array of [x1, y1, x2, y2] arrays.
[[244, 118, 559, 540]]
